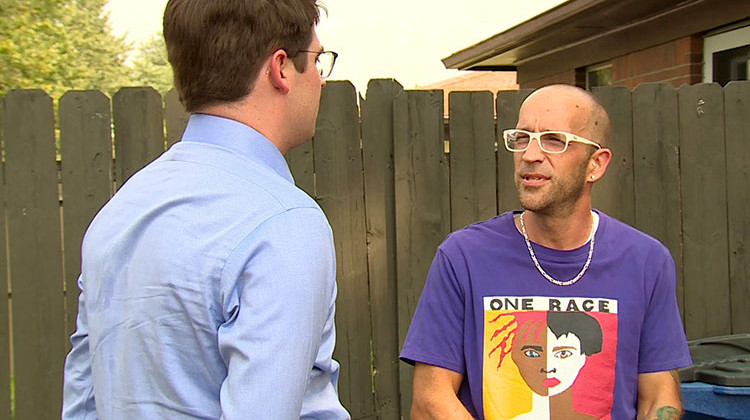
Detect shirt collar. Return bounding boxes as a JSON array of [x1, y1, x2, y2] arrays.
[[179, 113, 294, 183]]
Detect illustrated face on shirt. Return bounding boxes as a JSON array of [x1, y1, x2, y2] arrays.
[[546, 330, 586, 396], [511, 320, 586, 397]]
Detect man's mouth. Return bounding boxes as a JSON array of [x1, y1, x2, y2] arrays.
[[521, 174, 549, 185], [543, 378, 561, 388]]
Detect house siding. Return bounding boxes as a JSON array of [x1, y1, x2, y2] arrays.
[[612, 35, 703, 89], [520, 35, 704, 90]]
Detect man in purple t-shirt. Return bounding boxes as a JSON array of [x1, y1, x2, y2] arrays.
[[400, 84, 691, 420]]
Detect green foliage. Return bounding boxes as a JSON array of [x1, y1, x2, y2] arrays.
[[0, 0, 131, 99], [129, 33, 174, 94]]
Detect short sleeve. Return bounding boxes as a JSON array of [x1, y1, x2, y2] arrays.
[[638, 251, 692, 373], [400, 246, 467, 375]]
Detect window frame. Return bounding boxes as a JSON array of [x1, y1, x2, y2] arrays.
[[703, 21, 750, 83], [585, 62, 613, 90]]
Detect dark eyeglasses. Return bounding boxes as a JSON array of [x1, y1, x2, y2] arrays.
[[293, 50, 338, 79]]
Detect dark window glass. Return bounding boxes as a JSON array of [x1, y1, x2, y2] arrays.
[[713, 45, 749, 86], [586, 66, 612, 89]]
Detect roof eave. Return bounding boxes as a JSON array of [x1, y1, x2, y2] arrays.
[[442, 0, 609, 69]]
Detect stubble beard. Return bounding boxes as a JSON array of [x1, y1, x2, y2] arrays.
[[516, 160, 589, 216]]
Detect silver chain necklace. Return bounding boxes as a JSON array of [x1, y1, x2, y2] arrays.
[[519, 211, 595, 287]]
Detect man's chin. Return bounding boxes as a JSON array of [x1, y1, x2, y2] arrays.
[[517, 190, 550, 213]]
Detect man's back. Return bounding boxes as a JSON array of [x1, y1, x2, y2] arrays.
[[63, 115, 347, 419]]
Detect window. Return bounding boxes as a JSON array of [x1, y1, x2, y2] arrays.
[[585, 63, 612, 89], [704, 22, 750, 85]]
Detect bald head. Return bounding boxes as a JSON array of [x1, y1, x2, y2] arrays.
[[519, 84, 611, 148]]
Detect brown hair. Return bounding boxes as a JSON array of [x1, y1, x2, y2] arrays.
[[163, 0, 321, 112]]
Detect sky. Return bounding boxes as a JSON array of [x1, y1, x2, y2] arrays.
[[105, 0, 567, 93]]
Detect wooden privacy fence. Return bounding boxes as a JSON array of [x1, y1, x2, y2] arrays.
[[0, 81, 747, 419]]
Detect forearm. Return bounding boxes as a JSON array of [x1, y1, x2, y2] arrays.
[[637, 405, 682, 420], [637, 370, 682, 420], [411, 363, 474, 420], [411, 397, 474, 420]]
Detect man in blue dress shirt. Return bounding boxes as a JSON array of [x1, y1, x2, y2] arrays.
[[62, 1, 348, 418]]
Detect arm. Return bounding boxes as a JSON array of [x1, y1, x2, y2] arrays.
[[217, 208, 338, 418], [636, 370, 682, 420], [636, 252, 691, 420], [62, 275, 97, 419], [412, 363, 474, 420]]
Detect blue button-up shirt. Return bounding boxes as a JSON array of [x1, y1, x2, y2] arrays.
[[62, 114, 349, 419]]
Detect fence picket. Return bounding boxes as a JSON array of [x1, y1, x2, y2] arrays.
[[495, 90, 532, 213], [360, 79, 403, 420], [725, 81, 750, 333], [165, 88, 188, 148], [631, 83, 684, 317], [112, 87, 165, 187], [285, 139, 315, 198], [59, 91, 114, 342], [0, 96, 10, 420], [314, 81, 375, 417], [679, 83, 731, 339], [449, 91, 496, 230], [592, 87, 635, 225], [3, 90, 65, 420], [394, 90, 450, 416]]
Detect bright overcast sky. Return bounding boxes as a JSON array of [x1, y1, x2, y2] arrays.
[[106, 0, 567, 93]]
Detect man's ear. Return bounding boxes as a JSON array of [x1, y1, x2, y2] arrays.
[[268, 49, 290, 94], [587, 148, 612, 183]]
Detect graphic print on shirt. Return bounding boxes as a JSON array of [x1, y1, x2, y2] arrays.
[[482, 296, 618, 420]]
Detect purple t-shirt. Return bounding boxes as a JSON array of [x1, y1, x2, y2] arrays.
[[400, 211, 691, 420]]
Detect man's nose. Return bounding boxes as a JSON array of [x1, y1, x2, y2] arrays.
[[522, 136, 545, 162]]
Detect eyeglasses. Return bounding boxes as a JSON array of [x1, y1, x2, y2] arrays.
[[294, 50, 338, 79], [503, 129, 602, 154]]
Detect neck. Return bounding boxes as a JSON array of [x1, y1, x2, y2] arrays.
[[530, 392, 550, 417], [517, 207, 593, 250], [549, 387, 587, 420], [197, 93, 290, 155]]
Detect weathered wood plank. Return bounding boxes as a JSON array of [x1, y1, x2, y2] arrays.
[[112, 87, 165, 187], [285, 138, 315, 198], [496, 89, 532, 213], [631, 83, 684, 318], [394, 90, 450, 417], [59, 91, 113, 343], [314, 81, 375, 417], [360, 79, 403, 420], [3, 90, 65, 420], [679, 83, 730, 339], [0, 95, 11, 420], [725, 81, 750, 334], [165, 88, 188, 149], [449, 91, 496, 230], [592, 86, 635, 225]]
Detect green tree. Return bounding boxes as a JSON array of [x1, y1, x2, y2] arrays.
[[129, 32, 174, 94], [0, 0, 131, 99]]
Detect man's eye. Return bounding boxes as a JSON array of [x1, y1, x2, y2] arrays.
[[514, 135, 530, 144], [524, 350, 540, 358], [541, 133, 564, 142]]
